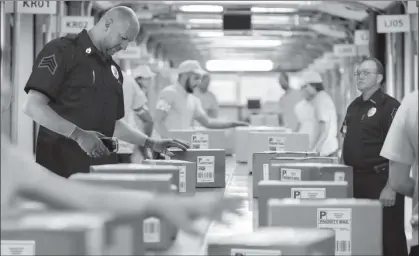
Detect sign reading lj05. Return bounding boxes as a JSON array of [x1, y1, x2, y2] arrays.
[[377, 15, 411, 33]]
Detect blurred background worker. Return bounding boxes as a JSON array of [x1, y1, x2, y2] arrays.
[[22, 6, 187, 178], [194, 73, 219, 118], [380, 90, 418, 256], [294, 92, 318, 150], [277, 72, 303, 131], [301, 73, 338, 157], [117, 71, 153, 163], [154, 60, 248, 138], [341, 58, 405, 256]]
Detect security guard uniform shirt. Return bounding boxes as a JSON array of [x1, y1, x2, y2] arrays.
[[341, 88, 400, 170], [24, 29, 125, 178]]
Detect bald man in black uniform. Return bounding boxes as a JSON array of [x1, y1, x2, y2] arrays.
[[23, 7, 188, 178]]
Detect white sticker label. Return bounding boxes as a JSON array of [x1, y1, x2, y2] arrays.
[[268, 137, 285, 152], [263, 164, 269, 181], [317, 208, 352, 255], [191, 133, 209, 149], [231, 248, 282, 255], [280, 168, 302, 181], [197, 156, 215, 183], [179, 166, 187, 193], [1, 241, 35, 255], [143, 217, 160, 243], [335, 172, 346, 181], [291, 188, 326, 199]]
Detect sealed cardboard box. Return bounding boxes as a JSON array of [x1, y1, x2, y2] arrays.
[[235, 126, 289, 163], [169, 128, 226, 150], [169, 148, 226, 188], [247, 132, 310, 168], [268, 198, 382, 256], [69, 173, 176, 251], [90, 164, 180, 193], [1, 212, 136, 255], [142, 159, 196, 195], [269, 163, 353, 197], [207, 227, 335, 256], [257, 180, 348, 227], [252, 152, 320, 198]]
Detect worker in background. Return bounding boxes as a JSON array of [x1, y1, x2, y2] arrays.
[[194, 73, 219, 118], [277, 72, 303, 131], [380, 90, 418, 256], [294, 96, 318, 150], [341, 57, 406, 256], [154, 60, 248, 138], [22, 6, 187, 178], [1, 77, 244, 233], [301, 75, 338, 157], [117, 71, 153, 163]]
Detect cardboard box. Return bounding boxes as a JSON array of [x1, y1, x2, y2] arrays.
[[69, 173, 176, 251], [1, 211, 138, 255], [257, 180, 348, 227], [247, 132, 310, 168], [268, 198, 382, 256], [269, 163, 353, 197], [252, 152, 320, 198], [234, 126, 290, 163], [169, 149, 226, 188], [90, 164, 180, 193], [207, 227, 335, 256], [169, 128, 226, 150], [142, 159, 196, 195]]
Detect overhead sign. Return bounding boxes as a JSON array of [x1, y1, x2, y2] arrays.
[[354, 30, 369, 45], [407, 1, 418, 14], [61, 16, 94, 34], [5, 1, 57, 14], [333, 44, 357, 57], [377, 14, 411, 33]]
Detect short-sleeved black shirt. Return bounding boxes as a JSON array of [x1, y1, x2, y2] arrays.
[[24, 30, 125, 178], [341, 88, 400, 170]]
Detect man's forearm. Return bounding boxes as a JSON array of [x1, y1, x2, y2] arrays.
[[389, 161, 416, 197], [143, 122, 154, 137], [114, 119, 148, 147], [313, 123, 327, 151], [203, 119, 234, 129], [23, 102, 77, 138]]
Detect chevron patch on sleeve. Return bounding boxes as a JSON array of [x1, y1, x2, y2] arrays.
[[38, 54, 58, 75]]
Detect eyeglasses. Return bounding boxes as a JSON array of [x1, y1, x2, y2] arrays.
[[353, 70, 378, 77]]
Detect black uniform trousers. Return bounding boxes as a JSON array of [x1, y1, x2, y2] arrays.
[[353, 170, 408, 256]]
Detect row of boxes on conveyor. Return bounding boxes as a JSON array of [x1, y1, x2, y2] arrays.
[[1, 141, 230, 255], [203, 127, 383, 256]]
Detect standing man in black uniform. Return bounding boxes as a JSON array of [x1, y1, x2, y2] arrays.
[[23, 6, 188, 178], [341, 57, 406, 256]]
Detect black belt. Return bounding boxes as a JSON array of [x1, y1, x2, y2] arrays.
[[354, 162, 389, 174]]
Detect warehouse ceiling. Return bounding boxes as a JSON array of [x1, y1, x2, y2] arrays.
[[92, 0, 396, 71]]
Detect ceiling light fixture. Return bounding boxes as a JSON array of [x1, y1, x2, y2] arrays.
[[206, 59, 274, 72], [188, 18, 223, 24], [179, 5, 224, 13], [196, 31, 224, 37], [211, 39, 282, 48], [251, 7, 297, 13]]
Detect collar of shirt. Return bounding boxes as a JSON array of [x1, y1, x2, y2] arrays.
[[174, 82, 188, 97], [355, 88, 385, 106], [77, 29, 110, 63]]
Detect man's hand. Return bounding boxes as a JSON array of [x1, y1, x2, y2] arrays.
[[230, 121, 249, 128], [146, 138, 189, 157], [69, 127, 110, 158], [379, 185, 396, 207], [152, 193, 244, 236]]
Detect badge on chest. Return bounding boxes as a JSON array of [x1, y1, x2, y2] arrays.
[[367, 107, 377, 117]]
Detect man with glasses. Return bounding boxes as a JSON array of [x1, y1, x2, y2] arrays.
[[341, 57, 406, 256]]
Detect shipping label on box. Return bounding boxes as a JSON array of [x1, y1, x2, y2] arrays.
[[178, 166, 187, 193], [191, 133, 209, 149], [317, 208, 352, 255], [231, 248, 283, 255], [291, 188, 326, 199], [280, 168, 302, 181], [267, 136, 285, 152], [1, 240, 35, 256], [197, 156, 215, 183], [143, 217, 161, 244]]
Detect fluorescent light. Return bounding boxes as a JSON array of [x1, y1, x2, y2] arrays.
[[188, 18, 222, 24], [206, 60, 274, 72], [251, 7, 297, 13], [211, 39, 281, 48], [196, 31, 224, 37], [179, 5, 223, 13]]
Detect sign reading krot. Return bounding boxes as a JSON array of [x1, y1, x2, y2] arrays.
[[12, 1, 57, 14], [61, 16, 94, 34]]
